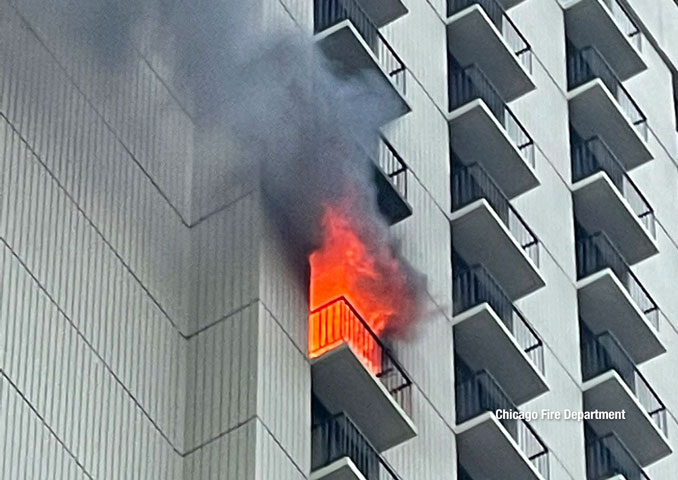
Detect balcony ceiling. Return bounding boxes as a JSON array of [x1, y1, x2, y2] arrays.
[[457, 412, 543, 480], [354, 0, 408, 27], [568, 80, 652, 170], [573, 173, 658, 265], [448, 100, 539, 199], [578, 270, 666, 364], [315, 21, 410, 123], [454, 304, 548, 405], [311, 344, 417, 452], [451, 200, 545, 300], [565, 0, 646, 80], [446, 5, 535, 101], [373, 163, 412, 225], [584, 371, 672, 466], [310, 457, 366, 480]]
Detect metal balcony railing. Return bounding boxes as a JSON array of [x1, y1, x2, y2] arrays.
[[447, 0, 533, 74], [377, 137, 408, 200], [312, 413, 402, 480], [454, 264, 545, 374], [572, 136, 656, 237], [582, 331, 668, 436], [586, 429, 650, 480], [449, 64, 535, 167], [309, 297, 413, 414], [601, 0, 642, 51], [576, 231, 660, 329], [453, 162, 540, 265], [456, 370, 550, 478], [314, 0, 407, 93], [567, 45, 648, 140]]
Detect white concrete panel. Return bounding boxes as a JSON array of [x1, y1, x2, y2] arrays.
[[384, 388, 457, 480], [257, 304, 311, 474]]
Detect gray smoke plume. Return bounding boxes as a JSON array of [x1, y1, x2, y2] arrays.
[[23, 0, 428, 339]]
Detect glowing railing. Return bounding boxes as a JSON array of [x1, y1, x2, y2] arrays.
[[309, 296, 413, 414]]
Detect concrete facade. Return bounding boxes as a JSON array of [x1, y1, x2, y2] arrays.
[[1, 0, 677, 479]]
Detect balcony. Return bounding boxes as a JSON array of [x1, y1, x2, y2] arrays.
[[456, 370, 550, 480], [586, 428, 650, 480], [309, 297, 416, 451], [352, 0, 407, 27], [576, 232, 665, 364], [564, 0, 645, 80], [314, 0, 410, 122], [448, 64, 538, 198], [453, 264, 548, 404], [311, 413, 401, 480], [568, 46, 651, 170], [451, 162, 544, 299], [581, 331, 671, 466], [372, 137, 412, 225], [446, 0, 535, 101], [572, 136, 657, 264]]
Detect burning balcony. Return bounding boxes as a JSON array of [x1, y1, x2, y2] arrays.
[[451, 162, 544, 300], [309, 297, 416, 451], [576, 231, 665, 364], [314, 0, 409, 122], [448, 64, 538, 198], [311, 413, 401, 480], [565, 0, 645, 80], [572, 136, 657, 265], [446, 0, 535, 101], [581, 330, 671, 466], [372, 137, 412, 225], [456, 368, 550, 480], [585, 427, 650, 480], [568, 46, 651, 170], [453, 263, 547, 405]]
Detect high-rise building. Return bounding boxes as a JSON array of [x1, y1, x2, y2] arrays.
[[1, 0, 678, 478]]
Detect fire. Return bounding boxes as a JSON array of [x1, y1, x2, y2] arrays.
[[308, 200, 420, 372]]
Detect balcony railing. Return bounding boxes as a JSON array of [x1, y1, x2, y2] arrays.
[[309, 296, 413, 414], [314, 0, 407, 93], [453, 162, 540, 265], [377, 137, 408, 200], [454, 264, 545, 374], [572, 136, 656, 237], [312, 413, 401, 480], [456, 370, 550, 478], [586, 429, 650, 480], [447, 0, 533, 74], [449, 64, 535, 167], [601, 0, 642, 51], [576, 232, 659, 329], [567, 45, 647, 140], [582, 331, 667, 435]]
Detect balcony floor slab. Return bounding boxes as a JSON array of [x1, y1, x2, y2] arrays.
[[315, 21, 410, 123], [448, 100, 538, 198], [451, 199, 545, 300], [568, 80, 652, 170], [311, 344, 417, 451], [454, 304, 548, 405], [573, 172, 657, 265], [578, 270, 665, 364], [584, 370, 671, 466], [565, 0, 646, 80], [446, 5, 535, 101], [457, 412, 543, 480]]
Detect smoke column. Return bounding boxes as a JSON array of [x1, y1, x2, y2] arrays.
[[18, 0, 428, 339]]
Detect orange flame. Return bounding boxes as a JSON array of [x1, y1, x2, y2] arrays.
[[308, 200, 420, 371]]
